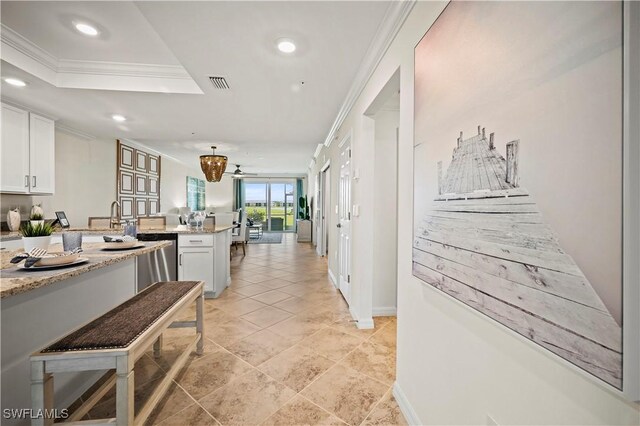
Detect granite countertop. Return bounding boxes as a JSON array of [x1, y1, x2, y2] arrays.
[[0, 241, 171, 299], [0, 225, 235, 241], [135, 225, 236, 234]]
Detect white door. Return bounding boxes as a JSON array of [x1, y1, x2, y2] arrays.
[[29, 113, 55, 194], [178, 247, 215, 294], [337, 144, 351, 303], [323, 168, 331, 256], [0, 103, 30, 193]]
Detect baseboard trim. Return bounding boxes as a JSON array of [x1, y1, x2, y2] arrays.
[[357, 317, 374, 329], [392, 382, 422, 425], [373, 307, 397, 316], [328, 269, 338, 288]]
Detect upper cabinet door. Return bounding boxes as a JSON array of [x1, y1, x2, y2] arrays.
[[0, 103, 30, 193], [28, 113, 55, 194]]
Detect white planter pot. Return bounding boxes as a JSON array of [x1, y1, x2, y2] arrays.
[[30, 220, 44, 227], [22, 236, 51, 253]]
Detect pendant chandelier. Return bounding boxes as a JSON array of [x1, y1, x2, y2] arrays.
[[200, 146, 228, 182]]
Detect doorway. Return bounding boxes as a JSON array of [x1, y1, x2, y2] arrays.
[[317, 162, 331, 257], [244, 180, 296, 232], [364, 70, 400, 318]]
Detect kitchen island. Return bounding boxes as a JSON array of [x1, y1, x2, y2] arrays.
[[0, 224, 236, 242], [0, 241, 171, 425]]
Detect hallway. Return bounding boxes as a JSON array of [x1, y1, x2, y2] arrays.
[[84, 234, 405, 425]]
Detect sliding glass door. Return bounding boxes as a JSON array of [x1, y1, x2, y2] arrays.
[[244, 180, 296, 232], [245, 182, 268, 229]]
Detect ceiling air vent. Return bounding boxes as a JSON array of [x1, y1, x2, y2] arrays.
[[209, 76, 230, 90]]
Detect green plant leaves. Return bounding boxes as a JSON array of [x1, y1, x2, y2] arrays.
[[20, 222, 54, 237]]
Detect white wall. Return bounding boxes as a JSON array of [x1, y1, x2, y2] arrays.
[[372, 108, 399, 314], [206, 177, 234, 213], [0, 130, 116, 227], [159, 158, 233, 214], [309, 1, 640, 423], [1, 130, 234, 226]]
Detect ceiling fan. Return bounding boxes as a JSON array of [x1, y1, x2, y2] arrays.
[[225, 164, 258, 178]]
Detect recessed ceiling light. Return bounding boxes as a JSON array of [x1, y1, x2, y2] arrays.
[[4, 78, 26, 87], [112, 114, 126, 122], [277, 39, 296, 53], [75, 23, 99, 36]]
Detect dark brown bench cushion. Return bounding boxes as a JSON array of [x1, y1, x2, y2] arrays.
[[43, 281, 200, 352]]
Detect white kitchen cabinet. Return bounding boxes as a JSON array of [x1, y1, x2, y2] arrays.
[[178, 246, 215, 294], [0, 103, 55, 194], [0, 103, 30, 193], [177, 231, 231, 298], [28, 113, 55, 194]]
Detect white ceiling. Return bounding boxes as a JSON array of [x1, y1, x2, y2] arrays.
[[0, 1, 391, 173], [1, 1, 181, 64]]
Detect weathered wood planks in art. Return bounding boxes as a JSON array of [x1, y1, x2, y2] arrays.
[[413, 128, 622, 388]]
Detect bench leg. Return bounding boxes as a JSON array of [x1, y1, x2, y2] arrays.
[[196, 290, 204, 355], [31, 361, 54, 426], [153, 334, 163, 359], [115, 356, 134, 426]]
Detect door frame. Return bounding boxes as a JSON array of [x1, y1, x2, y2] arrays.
[[317, 160, 331, 257], [265, 180, 296, 233], [243, 179, 296, 233], [337, 132, 352, 302]]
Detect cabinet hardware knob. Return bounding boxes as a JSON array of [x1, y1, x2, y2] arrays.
[[25, 175, 29, 187], [179, 253, 182, 266], [32, 176, 36, 187]]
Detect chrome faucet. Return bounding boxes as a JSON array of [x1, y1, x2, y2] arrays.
[[110, 200, 121, 229]]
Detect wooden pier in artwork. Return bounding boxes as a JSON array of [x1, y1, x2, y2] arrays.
[[413, 127, 622, 389]]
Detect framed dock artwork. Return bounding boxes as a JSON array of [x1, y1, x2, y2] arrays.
[[413, 1, 639, 397]]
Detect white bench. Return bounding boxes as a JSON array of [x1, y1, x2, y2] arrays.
[[30, 280, 205, 426]]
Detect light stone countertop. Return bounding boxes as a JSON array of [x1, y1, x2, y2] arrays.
[[0, 225, 236, 241], [0, 241, 171, 299]]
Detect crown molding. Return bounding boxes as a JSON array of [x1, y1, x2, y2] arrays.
[[313, 143, 324, 159], [1, 23, 203, 94], [322, 0, 415, 148], [55, 124, 96, 140], [1, 24, 57, 71], [0, 97, 58, 121], [57, 59, 193, 80]]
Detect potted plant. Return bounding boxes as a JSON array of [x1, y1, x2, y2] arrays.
[[30, 212, 45, 227], [296, 196, 312, 242], [20, 222, 54, 253], [298, 196, 311, 220]]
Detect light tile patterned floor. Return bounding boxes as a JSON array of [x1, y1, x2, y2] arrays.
[[81, 234, 406, 425]]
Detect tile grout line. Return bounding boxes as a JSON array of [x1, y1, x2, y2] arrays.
[[158, 238, 393, 425], [172, 343, 257, 425], [357, 384, 394, 426]]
